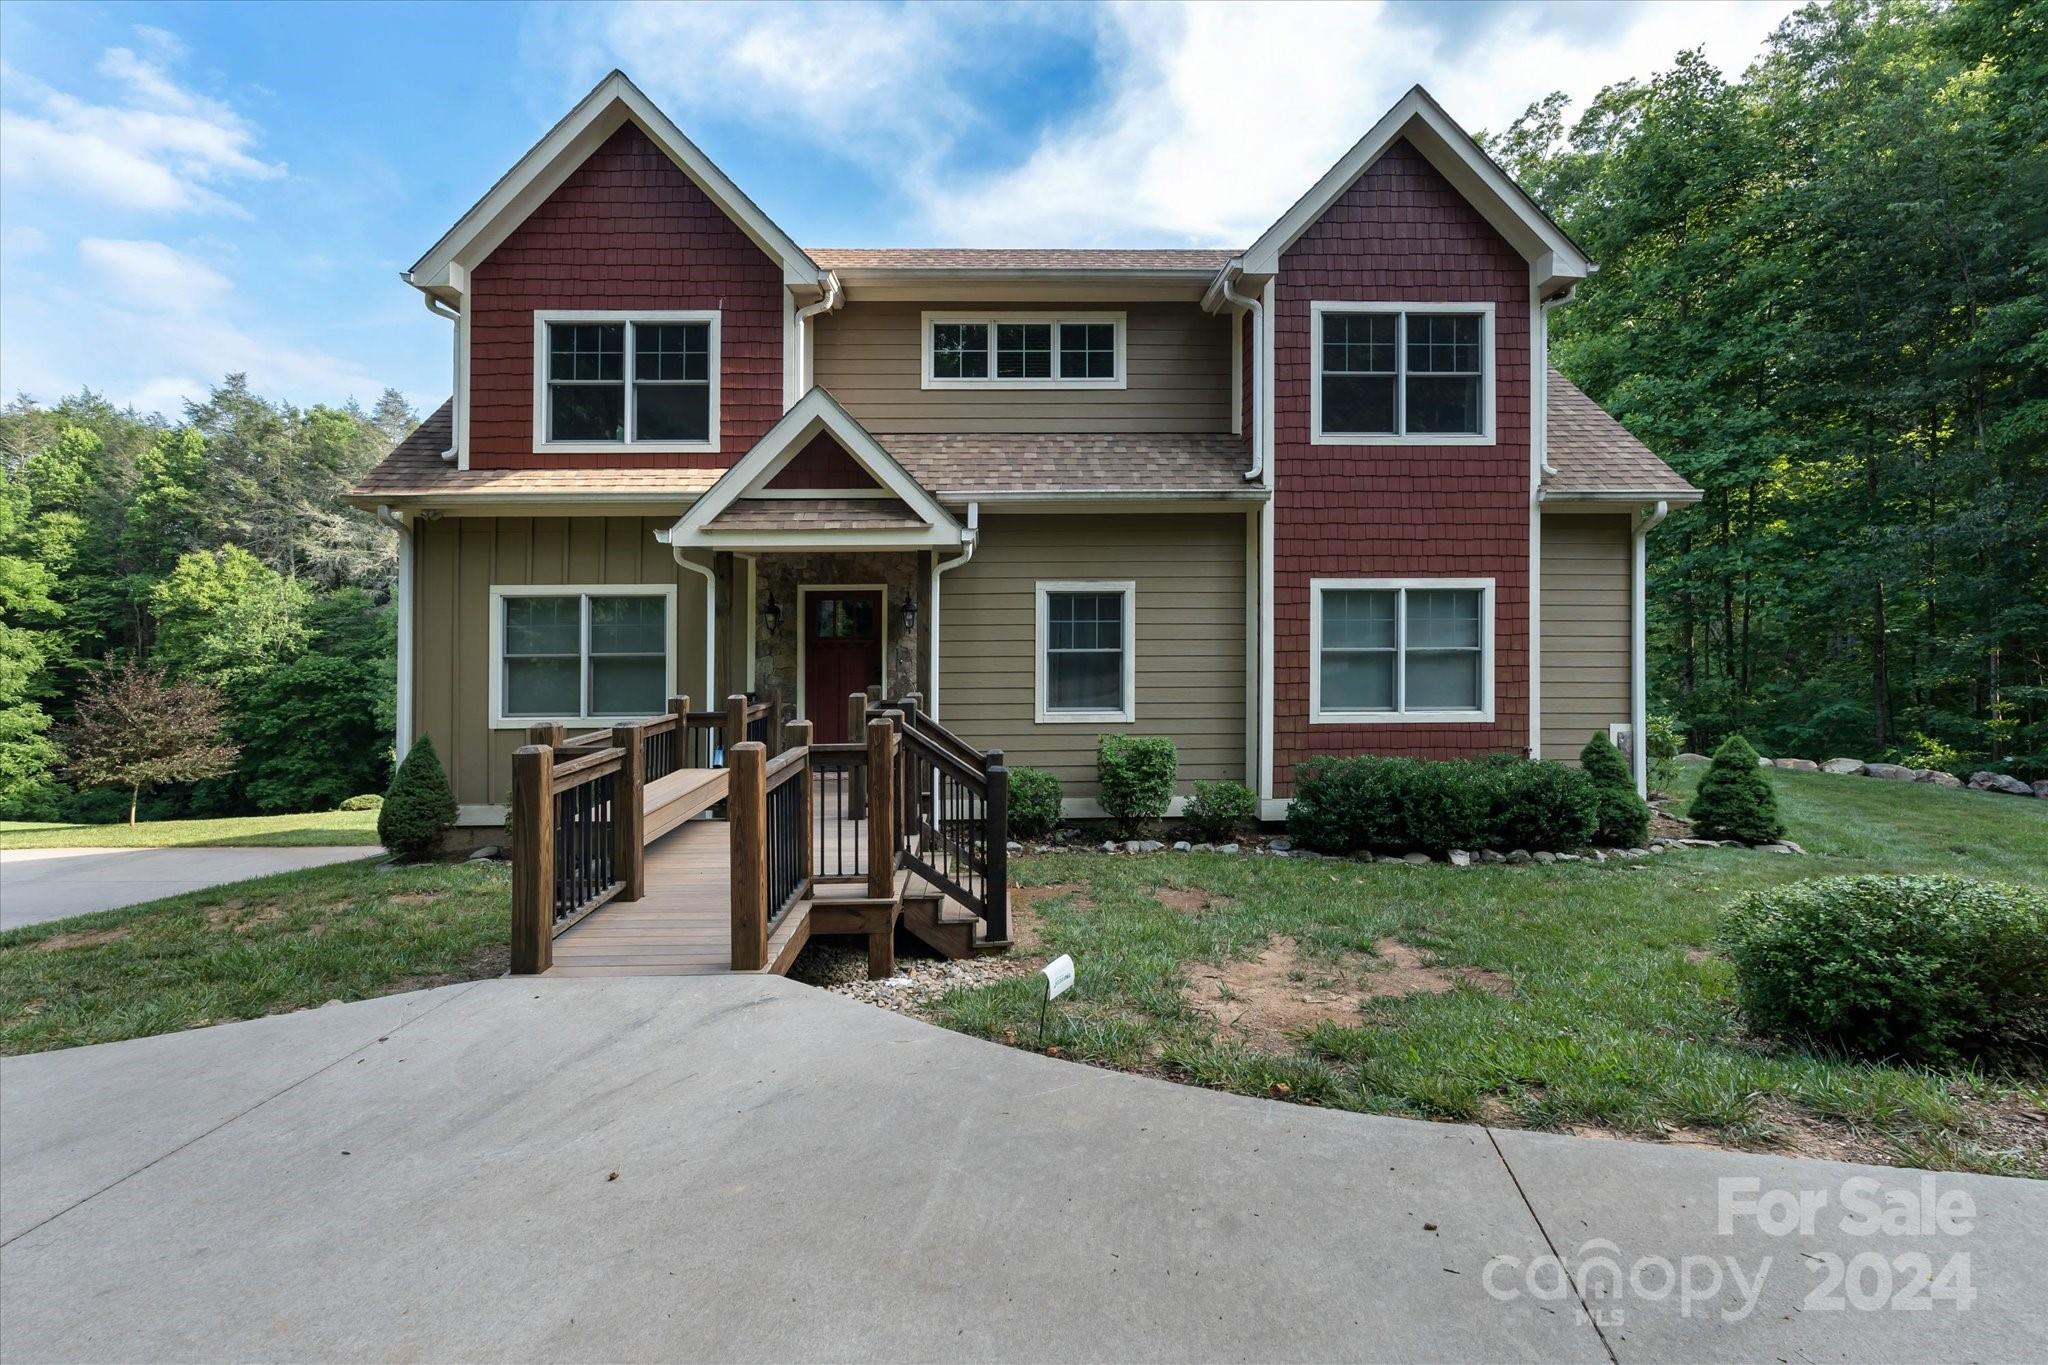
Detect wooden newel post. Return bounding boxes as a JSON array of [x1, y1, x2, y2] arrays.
[[985, 750, 1010, 945], [511, 744, 554, 975], [725, 693, 749, 762], [728, 741, 769, 971], [668, 695, 692, 766], [786, 719, 814, 882], [526, 721, 565, 749], [866, 717, 897, 900], [610, 722, 647, 902], [846, 692, 870, 816]]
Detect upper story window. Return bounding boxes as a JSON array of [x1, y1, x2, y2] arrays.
[[533, 311, 721, 453], [1310, 302, 1494, 445], [923, 312, 1126, 390]]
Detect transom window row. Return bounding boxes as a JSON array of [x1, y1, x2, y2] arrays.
[[930, 318, 1119, 383]]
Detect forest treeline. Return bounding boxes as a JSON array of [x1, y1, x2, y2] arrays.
[[1490, 0, 2046, 774], [0, 378, 413, 820]]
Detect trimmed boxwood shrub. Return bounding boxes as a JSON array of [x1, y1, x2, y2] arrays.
[[1288, 754, 1598, 854], [1580, 731, 1651, 847], [338, 793, 384, 812], [1184, 780, 1257, 842], [1688, 734, 1785, 843], [379, 736, 456, 860], [1097, 734, 1177, 836], [1718, 875, 2048, 1063], [1007, 766, 1063, 839]]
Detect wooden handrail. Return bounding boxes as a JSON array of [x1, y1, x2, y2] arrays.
[[549, 747, 623, 790]]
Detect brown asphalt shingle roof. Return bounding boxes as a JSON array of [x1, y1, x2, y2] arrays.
[[348, 376, 1694, 506], [806, 248, 1238, 272], [1544, 369, 1700, 498], [706, 497, 926, 531]]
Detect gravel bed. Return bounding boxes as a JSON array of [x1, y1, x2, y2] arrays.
[[788, 942, 1041, 1016]]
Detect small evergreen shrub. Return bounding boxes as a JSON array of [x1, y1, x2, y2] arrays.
[[338, 793, 384, 812], [379, 736, 457, 860], [1184, 780, 1257, 842], [1007, 766, 1064, 839], [1580, 731, 1651, 847], [1287, 757, 1408, 853], [1491, 761, 1600, 851], [1718, 875, 2048, 1063], [1097, 735, 1177, 836], [1688, 735, 1785, 843], [1399, 761, 1493, 853]]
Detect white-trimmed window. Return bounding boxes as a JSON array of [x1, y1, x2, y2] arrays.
[[923, 312, 1127, 390], [533, 311, 720, 453], [1035, 581, 1136, 723], [1310, 302, 1494, 444], [1309, 578, 1494, 723], [489, 585, 676, 726]]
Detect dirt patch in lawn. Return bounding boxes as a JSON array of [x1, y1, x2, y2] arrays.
[[1008, 882, 1093, 951], [34, 926, 131, 951], [1650, 808, 1695, 840], [1182, 935, 1510, 1052], [1152, 885, 1232, 915]]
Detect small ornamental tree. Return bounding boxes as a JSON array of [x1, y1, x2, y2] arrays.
[[1688, 735, 1786, 844], [1580, 731, 1652, 847], [60, 657, 239, 824], [379, 736, 457, 859]]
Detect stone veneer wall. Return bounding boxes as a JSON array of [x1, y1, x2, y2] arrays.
[[751, 552, 923, 716]]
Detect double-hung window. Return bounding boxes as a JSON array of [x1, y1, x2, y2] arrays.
[[534, 311, 719, 452], [492, 586, 675, 726], [1311, 303, 1493, 443], [1036, 581, 1136, 723], [924, 313, 1126, 389], [1310, 579, 1493, 722]]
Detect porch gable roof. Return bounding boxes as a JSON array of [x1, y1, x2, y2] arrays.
[[658, 388, 962, 551]]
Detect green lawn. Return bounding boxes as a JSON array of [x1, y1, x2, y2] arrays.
[[927, 767, 2048, 1176], [0, 858, 508, 1055], [0, 810, 380, 850]]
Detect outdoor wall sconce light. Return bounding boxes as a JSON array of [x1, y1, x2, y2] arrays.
[[762, 594, 782, 636], [898, 592, 918, 633]]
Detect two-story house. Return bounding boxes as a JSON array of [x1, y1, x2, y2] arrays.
[[346, 72, 1698, 833]]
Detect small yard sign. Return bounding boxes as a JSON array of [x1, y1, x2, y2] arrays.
[[1038, 954, 1075, 1044]]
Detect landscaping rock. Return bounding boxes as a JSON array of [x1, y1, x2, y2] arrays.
[[1967, 771, 2035, 797], [465, 845, 500, 862], [1679, 838, 1720, 848], [1005, 841, 1024, 853], [1402, 851, 1431, 864], [1447, 849, 1471, 867], [1862, 762, 1917, 781], [1757, 755, 1774, 767], [1172, 840, 1192, 852], [1268, 838, 1294, 853], [1556, 853, 1582, 862], [2036, 780, 2048, 800], [1506, 849, 1532, 865], [1912, 768, 1964, 788], [1100, 841, 1119, 853], [1757, 842, 1796, 854], [1533, 851, 1556, 865], [1127, 840, 1166, 854], [1677, 752, 1710, 763], [1377, 854, 1405, 865], [1189, 842, 1214, 853], [1625, 848, 1649, 858], [1821, 758, 1867, 775], [1775, 758, 1820, 772], [1479, 849, 1505, 864], [1215, 843, 1240, 854]]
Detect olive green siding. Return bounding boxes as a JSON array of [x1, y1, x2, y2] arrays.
[[936, 513, 1249, 802], [411, 517, 712, 811], [811, 301, 1233, 433], [1538, 512, 1632, 761]]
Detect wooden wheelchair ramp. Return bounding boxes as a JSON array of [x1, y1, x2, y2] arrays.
[[546, 819, 735, 977]]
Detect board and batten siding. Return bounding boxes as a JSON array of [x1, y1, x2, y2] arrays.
[[811, 301, 1232, 433], [412, 517, 711, 811], [937, 514, 1248, 802], [1538, 512, 1632, 761]]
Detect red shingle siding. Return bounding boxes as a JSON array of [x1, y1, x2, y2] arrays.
[[468, 123, 784, 470], [1271, 138, 1531, 793], [765, 431, 875, 489]]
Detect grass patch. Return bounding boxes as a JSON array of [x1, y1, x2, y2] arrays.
[[0, 858, 509, 1054], [927, 765, 2048, 1176], [0, 810, 381, 850]]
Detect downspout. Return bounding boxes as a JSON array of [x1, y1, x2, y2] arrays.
[[424, 294, 461, 463], [666, 544, 718, 704], [1219, 266, 1264, 483], [928, 502, 979, 721], [792, 272, 841, 392], [1630, 499, 1671, 797], [375, 505, 414, 758], [1219, 265, 1275, 809]]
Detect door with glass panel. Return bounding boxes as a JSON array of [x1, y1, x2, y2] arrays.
[[803, 591, 882, 743]]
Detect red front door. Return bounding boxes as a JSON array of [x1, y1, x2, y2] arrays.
[[804, 590, 883, 743]]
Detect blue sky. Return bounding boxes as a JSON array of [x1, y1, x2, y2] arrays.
[[0, 0, 1798, 422]]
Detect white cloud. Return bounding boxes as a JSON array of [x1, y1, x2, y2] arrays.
[[1, 225, 49, 258], [78, 238, 231, 313], [0, 39, 284, 215]]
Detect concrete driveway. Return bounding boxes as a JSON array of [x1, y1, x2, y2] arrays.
[[2, 977, 2042, 1362], [0, 846, 382, 929]]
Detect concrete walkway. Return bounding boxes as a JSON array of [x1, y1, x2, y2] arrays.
[[0, 846, 383, 929], [2, 978, 2041, 1362]]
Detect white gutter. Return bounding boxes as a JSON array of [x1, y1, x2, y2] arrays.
[[1629, 499, 1671, 796], [928, 501, 979, 720], [375, 505, 414, 757], [1218, 263, 1264, 483], [424, 294, 461, 463], [792, 272, 841, 391]]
